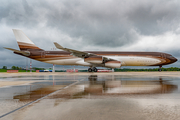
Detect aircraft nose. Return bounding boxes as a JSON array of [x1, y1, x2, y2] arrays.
[[171, 57, 178, 63]]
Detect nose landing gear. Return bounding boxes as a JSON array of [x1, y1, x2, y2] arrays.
[[158, 66, 162, 72]]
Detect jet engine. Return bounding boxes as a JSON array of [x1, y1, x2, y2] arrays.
[[84, 56, 103, 64], [105, 61, 121, 68]]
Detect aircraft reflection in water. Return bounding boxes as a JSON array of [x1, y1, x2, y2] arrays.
[[13, 75, 177, 101], [83, 75, 178, 95]]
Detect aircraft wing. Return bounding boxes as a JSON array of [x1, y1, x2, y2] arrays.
[[54, 42, 97, 58], [54, 42, 118, 62]]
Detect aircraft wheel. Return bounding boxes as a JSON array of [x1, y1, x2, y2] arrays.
[[88, 68, 93, 72], [158, 66, 162, 72], [93, 67, 98, 72]]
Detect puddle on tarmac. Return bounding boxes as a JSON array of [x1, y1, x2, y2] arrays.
[[83, 75, 178, 94], [0, 75, 179, 120], [50, 75, 178, 99], [13, 85, 67, 101], [0, 75, 178, 101]]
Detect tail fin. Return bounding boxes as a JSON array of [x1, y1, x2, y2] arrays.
[[12, 29, 43, 51]]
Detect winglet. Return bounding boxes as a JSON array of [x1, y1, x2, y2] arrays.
[[54, 42, 64, 49]]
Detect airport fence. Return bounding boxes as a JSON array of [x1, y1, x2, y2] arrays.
[[7, 70, 18, 73]]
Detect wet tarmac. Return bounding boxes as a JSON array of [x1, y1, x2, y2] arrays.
[[0, 72, 180, 120]]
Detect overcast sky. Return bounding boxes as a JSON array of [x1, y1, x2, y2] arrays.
[[0, 0, 180, 69]]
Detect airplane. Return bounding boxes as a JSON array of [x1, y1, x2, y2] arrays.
[[4, 29, 177, 72]]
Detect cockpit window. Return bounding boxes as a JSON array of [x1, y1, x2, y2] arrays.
[[169, 55, 174, 58]]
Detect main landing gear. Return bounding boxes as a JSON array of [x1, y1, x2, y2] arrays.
[[158, 65, 162, 72], [88, 67, 98, 72]]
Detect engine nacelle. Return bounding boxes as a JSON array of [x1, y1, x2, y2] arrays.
[[105, 61, 121, 68], [84, 56, 103, 64]]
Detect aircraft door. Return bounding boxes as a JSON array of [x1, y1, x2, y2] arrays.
[[41, 51, 45, 58], [161, 53, 166, 59]]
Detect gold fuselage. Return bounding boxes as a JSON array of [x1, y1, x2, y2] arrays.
[[14, 50, 177, 67]]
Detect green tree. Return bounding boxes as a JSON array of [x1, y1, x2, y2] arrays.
[[16, 66, 19, 70], [11, 66, 16, 70], [2, 66, 7, 69]]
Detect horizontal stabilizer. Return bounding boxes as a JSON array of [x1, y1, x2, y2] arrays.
[[4, 47, 30, 56]]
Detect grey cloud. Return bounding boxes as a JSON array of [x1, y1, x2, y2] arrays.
[[45, 1, 137, 47], [22, 0, 33, 15], [44, 0, 180, 47], [127, 1, 180, 35], [0, 0, 180, 68], [2, 0, 180, 47], [0, 0, 39, 28]]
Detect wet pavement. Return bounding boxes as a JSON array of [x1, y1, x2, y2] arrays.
[[0, 73, 180, 120]]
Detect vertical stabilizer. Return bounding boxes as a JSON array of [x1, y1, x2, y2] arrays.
[[12, 29, 42, 51]]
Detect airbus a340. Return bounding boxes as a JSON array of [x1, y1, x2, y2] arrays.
[[4, 29, 177, 72]]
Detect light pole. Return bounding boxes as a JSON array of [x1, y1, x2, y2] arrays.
[[26, 58, 28, 72], [51, 47, 56, 72], [30, 59, 32, 73], [53, 64, 55, 72]]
